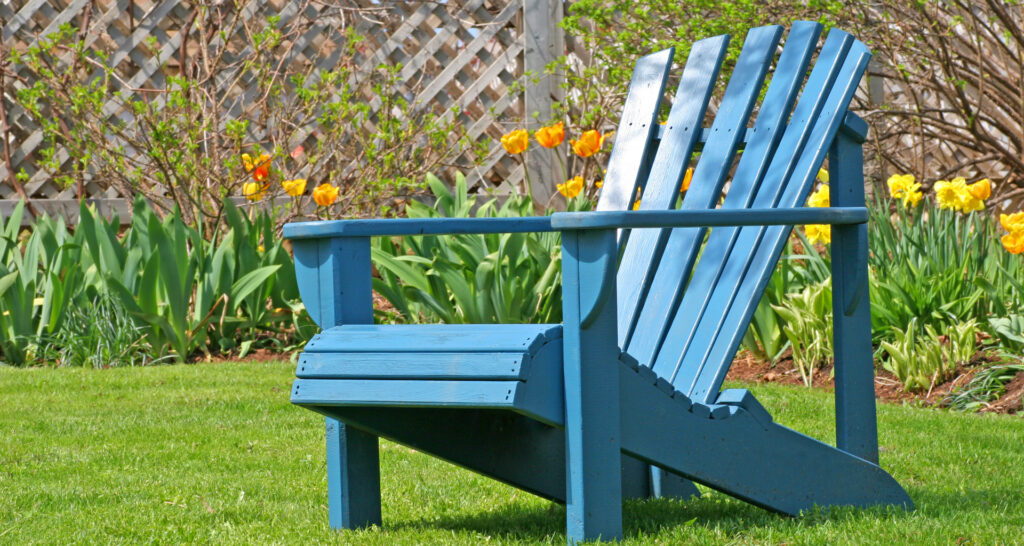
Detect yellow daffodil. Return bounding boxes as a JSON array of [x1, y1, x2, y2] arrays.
[[242, 152, 272, 182], [1002, 231, 1024, 254], [804, 184, 830, 244], [817, 168, 829, 184], [632, 199, 641, 210], [805, 223, 831, 245], [681, 167, 694, 192], [282, 178, 307, 197], [807, 184, 830, 208], [886, 173, 923, 207], [934, 177, 967, 210], [312, 183, 340, 206], [594, 179, 603, 189], [557, 176, 584, 198], [571, 130, 604, 158], [500, 129, 529, 154], [535, 122, 565, 148], [1000, 212, 1024, 234], [242, 181, 265, 201]]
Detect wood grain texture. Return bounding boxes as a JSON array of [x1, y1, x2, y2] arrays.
[[628, 22, 820, 369], [614, 35, 729, 349]]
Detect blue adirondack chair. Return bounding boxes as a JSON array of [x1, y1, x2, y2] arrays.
[[284, 23, 913, 543]]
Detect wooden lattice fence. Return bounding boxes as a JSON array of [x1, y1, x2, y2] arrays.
[[0, 0, 565, 223]]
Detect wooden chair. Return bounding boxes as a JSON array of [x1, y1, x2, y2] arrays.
[[284, 22, 913, 543]]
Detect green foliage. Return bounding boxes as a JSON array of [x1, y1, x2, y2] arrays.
[[942, 363, 1024, 412], [555, 1, 842, 130], [771, 281, 833, 386], [43, 295, 168, 368], [0, 199, 308, 366], [8, 12, 478, 236], [373, 173, 562, 324], [987, 315, 1024, 354], [879, 318, 979, 393], [867, 196, 1021, 342]]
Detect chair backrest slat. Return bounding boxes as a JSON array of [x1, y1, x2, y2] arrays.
[[630, 21, 822, 371], [649, 29, 855, 388], [596, 49, 675, 212], [625, 24, 817, 367], [613, 35, 729, 348], [674, 40, 872, 403]]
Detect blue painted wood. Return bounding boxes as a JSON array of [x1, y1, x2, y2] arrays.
[[297, 236, 382, 530], [296, 351, 528, 380], [614, 35, 729, 348], [618, 26, 781, 352], [562, 228, 623, 542], [283, 216, 555, 240], [283, 27, 909, 541], [678, 40, 872, 404], [303, 323, 560, 353], [615, 361, 913, 515], [627, 22, 821, 368], [596, 48, 675, 212], [550, 207, 867, 230], [293, 376, 565, 426], [653, 29, 857, 396], [829, 130, 879, 464]]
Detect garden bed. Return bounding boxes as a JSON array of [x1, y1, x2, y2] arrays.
[[727, 351, 1024, 415]]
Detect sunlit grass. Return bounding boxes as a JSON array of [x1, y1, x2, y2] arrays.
[[1, 361, 1022, 544]]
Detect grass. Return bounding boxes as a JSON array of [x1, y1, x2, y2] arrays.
[[1, 361, 1022, 545]]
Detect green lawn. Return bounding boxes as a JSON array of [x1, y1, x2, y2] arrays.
[[1, 361, 1022, 545]]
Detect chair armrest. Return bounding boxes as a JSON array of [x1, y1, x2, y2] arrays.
[[283, 216, 556, 240], [550, 207, 867, 231]]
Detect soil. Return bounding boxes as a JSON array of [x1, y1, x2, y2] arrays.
[[725, 350, 1023, 415]]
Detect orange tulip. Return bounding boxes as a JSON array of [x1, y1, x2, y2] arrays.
[[681, 167, 694, 192], [535, 122, 565, 148], [312, 183, 340, 206], [571, 130, 604, 158], [242, 153, 272, 182], [500, 129, 529, 154]]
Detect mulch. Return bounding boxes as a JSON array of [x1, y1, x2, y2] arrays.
[[725, 350, 1023, 415]]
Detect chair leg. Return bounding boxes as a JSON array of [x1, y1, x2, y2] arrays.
[[649, 465, 701, 499], [562, 228, 623, 543], [326, 417, 381, 529]]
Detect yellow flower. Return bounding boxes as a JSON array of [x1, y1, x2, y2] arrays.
[[312, 183, 339, 206], [282, 178, 307, 197], [681, 167, 694, 192], [967, 178, 991, 200], [242, 181, 265, 201], [807, 184, 830, 208], [594, 179, 603, 189], [632, 199, 641, 210], [242, 152, 272, 182], [535, 122, 565, 148], [886, 173, 923, 208], [1000, 212, 1024, 233], [571, 130, 604, 158], [805, 223, 831, 244], [1002, 231, 1024, 254], [934, 177, 967, 210], [817, 168, 829, 184], [500, 129, 529, 154], [557, 176, 584, 198]]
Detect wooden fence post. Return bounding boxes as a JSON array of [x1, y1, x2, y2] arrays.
[[523, 0, 564, 208]]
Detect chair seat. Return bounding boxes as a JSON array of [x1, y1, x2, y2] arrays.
[[291, 324, 566, 425]]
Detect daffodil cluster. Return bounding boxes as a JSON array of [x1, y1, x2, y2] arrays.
[[886, 174, 922, 207], [1000, 212, 1024, 254], [934, 177, 990, 212]]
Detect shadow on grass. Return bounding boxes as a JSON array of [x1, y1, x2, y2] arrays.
[[389, 489, 931, 542], [390, 492, 902, 542]]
